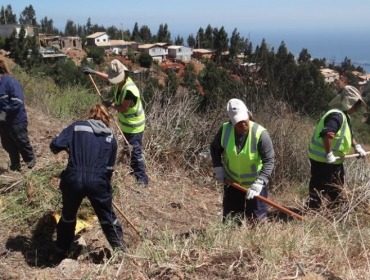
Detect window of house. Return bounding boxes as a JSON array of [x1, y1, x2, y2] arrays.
[[103, 39, 106, 42], [97, 39, 100, 42]]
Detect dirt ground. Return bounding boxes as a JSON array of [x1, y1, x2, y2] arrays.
[[0, 107, 221, 279]]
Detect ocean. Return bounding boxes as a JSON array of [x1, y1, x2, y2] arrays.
[[248, 30, 370, 73]]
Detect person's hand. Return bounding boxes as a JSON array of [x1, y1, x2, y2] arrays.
[[82, 67, 96, 75], [246, 179, 264, 200], [102, 100, 112, 108], [354, 144, 367, 158], [0, 111, 6, 121], [214, 166, 225, 183], [326, 151, 336, 164]]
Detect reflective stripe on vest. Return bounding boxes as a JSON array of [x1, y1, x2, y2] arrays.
[[221, 121, 265, 188], [114, 77, 145, 133], [307, 109, 351, 164]]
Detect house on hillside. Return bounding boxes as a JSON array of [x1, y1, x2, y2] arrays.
[[86, 32, 110, 46], [127, 41, 139, 51], [137, 43, 168, 62], [168, 46, 193, 62], [319, 68, 339, 83], [0, 24, 35, 38], [192, 49, 215, 60], [358, 74, 370, 86], [39, 34, 83, 50], [86, 32, 128, 55]]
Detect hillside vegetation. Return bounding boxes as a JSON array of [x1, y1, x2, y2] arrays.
[[1, 57, 370, 280]]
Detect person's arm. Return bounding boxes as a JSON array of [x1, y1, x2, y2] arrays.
[[106, 136, 117, 181], [94, 70, 109, 82], [210, 126, 224, 167], [319, 112, 342, 153], [50, 125, 73, 154], [257, 131, 275, 184], [4, 78, 23, 115], [111, 90, 136, 113]]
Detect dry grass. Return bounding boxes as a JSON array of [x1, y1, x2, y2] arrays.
[[1, 71, 370, 279]]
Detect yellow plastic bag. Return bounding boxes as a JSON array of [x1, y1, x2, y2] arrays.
[[53, 213, 94, 234]]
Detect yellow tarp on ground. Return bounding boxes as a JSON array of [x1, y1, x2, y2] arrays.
[[53, 213, 95, 234]]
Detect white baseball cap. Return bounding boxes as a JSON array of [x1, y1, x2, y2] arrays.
[[108, 59, 129, 84], [227, 98, 249, 125]]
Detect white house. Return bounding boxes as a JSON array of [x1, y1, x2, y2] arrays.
[[0, 24, 35, 38], [138, 43, 168, 62], [319, 68, 339, 84], [168, 46, 193, 62], [86, 32, 110, 46]]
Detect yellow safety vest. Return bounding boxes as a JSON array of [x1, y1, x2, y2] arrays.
[[114, 77, 145, 133], [307, 109, 351, 164], [221, 121, 265, 189]]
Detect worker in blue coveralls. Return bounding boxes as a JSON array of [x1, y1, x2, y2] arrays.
[[50, 104, 126, 260], [83, 60, 149, 186], [0, 59, 36, 171]]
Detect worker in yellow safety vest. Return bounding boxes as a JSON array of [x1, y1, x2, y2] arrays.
[[83, 60, 149, 186], [210, 99, 275, 224], [307, 85, 367, 209]]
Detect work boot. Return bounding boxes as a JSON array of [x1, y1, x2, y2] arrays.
[[48, 243, 67, 265], [9, 162, 21, 172], [26, 158, 36, 169]]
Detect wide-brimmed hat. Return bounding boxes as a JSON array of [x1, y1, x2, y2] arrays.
[[108, 59, 129, 84], [328, 85, 366, 111], [227, 98, 249, 125]]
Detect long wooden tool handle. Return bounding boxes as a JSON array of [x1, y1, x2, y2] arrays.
[[336, 151, 370, 160], [225, 180, 304, 221], [88, 74, 130, 147], [112, 201, 142, 237]]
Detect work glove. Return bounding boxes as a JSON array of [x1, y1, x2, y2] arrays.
[[214, 166, 226, 183], [0, 111, 6, 121], [354, 144, 367, 158], [82, 67, 96, 75], [246, 179, 264, 200], [326, 151, 336, 164], [102, 100, 112, 108]]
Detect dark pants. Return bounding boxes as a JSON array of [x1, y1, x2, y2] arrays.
[[0, 121, 35, 167], [307, 158, 345, 209], [223, 184, 268, 224], [56, 171, 125, 251], [124, 131, 148, 185]]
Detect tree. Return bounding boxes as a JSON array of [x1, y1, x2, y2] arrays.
[[131, 22, 141, 42], [213, 26, 228, 63], [187, 34, 196, 48], [85, 18, 92, 35], [19, 5, 37, 26], [140, 25, 152, 43], [107, 25, 119, 39], [85, 46, 104, 64], [203, 24, 213, 49], [157, 23, 172, 44], [195, 28, 204, 49], [165, 68, 179, 98], [0, 5, 17, 24], [65, 19, 77, 36], [40, 16, 56, 34], [243, 38, 253, 57], [174, 35, 184, 46], [182, 63, 198, 94], [229, 28, 244, 60], [138, 53, 153, 68], [298, 48, 311, 63]]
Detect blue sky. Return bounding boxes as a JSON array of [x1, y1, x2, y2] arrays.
[[8, 0, 370, 68]]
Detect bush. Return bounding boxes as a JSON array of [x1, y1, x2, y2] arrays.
[[138, 53, 153, 68], [85, 46, 105, 65]]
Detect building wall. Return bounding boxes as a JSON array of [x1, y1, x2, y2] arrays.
[[0, 24, 34, 38]]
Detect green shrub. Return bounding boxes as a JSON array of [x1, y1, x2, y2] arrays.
[[138, 53, 153, 68]]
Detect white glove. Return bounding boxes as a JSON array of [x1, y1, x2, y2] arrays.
[[246, 179, 264, 200], [354, 144, 367, 158], [214, 167, 225, 183], [326, 151, 336, 164], [0, 111, 6, 121]]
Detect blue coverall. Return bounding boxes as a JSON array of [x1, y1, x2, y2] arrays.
[[0, 74, 35, 169], [50, 119, 126, 251]]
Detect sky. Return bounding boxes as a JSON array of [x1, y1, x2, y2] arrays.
[[8, 0, 370, 69]]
